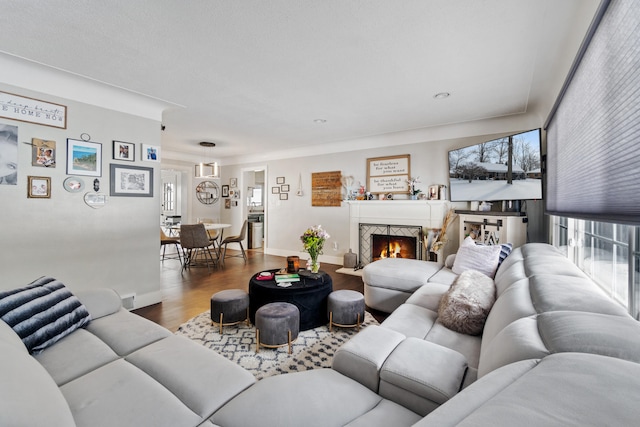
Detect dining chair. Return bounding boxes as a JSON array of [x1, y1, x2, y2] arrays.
[[160, 228, 183, 265], [180, 223, 217, 272], [198, 218, 221, 256], [220, 220, 248, 265]]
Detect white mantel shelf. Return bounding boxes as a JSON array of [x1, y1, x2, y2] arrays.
[[348, 200, 450, 262]]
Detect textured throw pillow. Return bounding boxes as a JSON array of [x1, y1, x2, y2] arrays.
[[452, 236, 502, 278], [438, 269, 496, 335], [0, 277, 91, 354]]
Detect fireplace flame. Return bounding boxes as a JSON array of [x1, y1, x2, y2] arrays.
[[380, 241, 402, 258]]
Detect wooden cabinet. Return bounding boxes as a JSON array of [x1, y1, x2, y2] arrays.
[[457, 211, 528, 248]]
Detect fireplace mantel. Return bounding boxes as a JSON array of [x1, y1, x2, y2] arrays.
[[348, 200, 450, 262]]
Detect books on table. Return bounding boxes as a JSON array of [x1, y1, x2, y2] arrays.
[[275, 271, 300, 284]]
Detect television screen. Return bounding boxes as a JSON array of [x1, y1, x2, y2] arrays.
[[448, 129, 542, 202]]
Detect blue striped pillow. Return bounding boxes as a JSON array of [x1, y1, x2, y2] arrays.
[[0, 277, 91, 354]]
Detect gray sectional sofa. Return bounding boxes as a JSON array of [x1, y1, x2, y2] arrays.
[[2, 243, 640, 426]]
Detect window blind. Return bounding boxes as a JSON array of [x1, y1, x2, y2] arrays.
[[545, 0, 640, 225]]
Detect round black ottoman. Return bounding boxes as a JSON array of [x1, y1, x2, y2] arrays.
[[255, 302, 300, 354], [210, 289, 250, 334], [327, 290, 365, 332]]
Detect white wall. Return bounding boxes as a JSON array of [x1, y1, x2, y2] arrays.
[[0, 83, 164, 307]]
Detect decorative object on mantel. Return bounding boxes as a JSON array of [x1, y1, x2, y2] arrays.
[[340, 175, 355, 200], [312, 171, 342, 206], [296, 173, 303, 196], [428, 185, 439, 200], [429, 209, 456, 256], [366, 154, 410, 195], [406, 176, 421, 199], [301, 225, 330, 273]]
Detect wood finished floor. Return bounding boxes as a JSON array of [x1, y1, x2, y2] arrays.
[[134, 248, 384, 332]]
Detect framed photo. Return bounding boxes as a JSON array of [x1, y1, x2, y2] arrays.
[[67, 139, 102, 177], [276, 177, 285, 184], [281, 184, 290, 192], [109, 164, 154, 197], [0, 91, 67, 129], [32, 138, 56, 167], [222, 185, 229, 197], [113, 141, 135, 162], [141, 144, 160, 162], [428, 185, 439, 200], [63, 176, 85, 193], [229, 189, 235, 197], [230, 177, 237, 188], [84, 192, 107, 209], [272, 186, 280, 194], [232, 200, 238, 207], [28, 176, 51, 198], [279, 192, 288, 200], [233, 190, 240, 199], [225, 199, 231, 209]]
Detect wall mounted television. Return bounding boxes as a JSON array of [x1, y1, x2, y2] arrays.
[[448, 128, 542, 202]]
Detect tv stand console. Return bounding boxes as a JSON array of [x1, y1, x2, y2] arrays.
[[456, 210, 527, 248]]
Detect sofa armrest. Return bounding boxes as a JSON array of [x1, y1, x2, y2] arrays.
[[75, 288, 123, 320], [332, 325, 405, 392], [379, 338, 468, 416]]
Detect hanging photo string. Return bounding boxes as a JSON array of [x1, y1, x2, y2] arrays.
[[296, 173, 303, 196]]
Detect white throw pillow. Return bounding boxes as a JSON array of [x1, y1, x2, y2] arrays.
[[452, 237, 502, 278]]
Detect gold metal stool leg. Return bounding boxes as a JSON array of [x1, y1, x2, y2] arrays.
[[219, 313, 224, 335], [256, 329, 260, 353], [288, 330, 292, 354], [329, 312, 333, 332]]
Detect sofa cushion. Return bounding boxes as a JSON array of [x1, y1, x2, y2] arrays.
[[0, 277, 91, 354], [438, 270, 496, 336], [451, 237, 501, 278], [0, 343, 76, 426]]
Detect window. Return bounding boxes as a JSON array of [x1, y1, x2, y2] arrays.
[[552, 216, 638, 318]]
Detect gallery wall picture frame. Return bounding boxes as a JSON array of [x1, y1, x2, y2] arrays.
[[230, 178, 237, 188], [109, 163, 154, 197], [31, 138, 56, 167], [141, 144, 160, 162], [28, 176, 51, 198], [222, 184, 229, 197], [281, 184, 290, 192], [67, 139, 102, 177], [0, 91, 67, 129], [63, 176, 84, 193], [225, 199, 231, 209], [272, 186, 280, 194], [279, 192, 288, 200], [276, 176, 285, 184], [113, 140, 135, 162]]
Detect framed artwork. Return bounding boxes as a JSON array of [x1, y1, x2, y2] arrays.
[[113, 141, 135, 162], [233, 190, 240, 199], [28, 176, 51, 198], [32, 138, 56, 167], [230, 177, 237, 187], [281, 184, 290, 192], [84, 192, 107, 209], [225, 199, 231, 209], [276, 177, 285, 184], [272, 186, 280, 194], [67, 139, 102, 177], [279, 192, 288, 200], [0, 91, 67, 129], [141, 144, 160, 162], [366, 154, 410, 194], [428, 185, 439, 200], [232, 200, 238, 207], [222, 185, 229, 197], [109, 164, 154, 197], [229, 189, 235, 197]]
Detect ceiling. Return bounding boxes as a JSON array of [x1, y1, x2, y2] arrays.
[[0, 0, 600, 163]]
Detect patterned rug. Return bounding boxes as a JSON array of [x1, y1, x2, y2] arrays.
[[175, 310, 378, 380]]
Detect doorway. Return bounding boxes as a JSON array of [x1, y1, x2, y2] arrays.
[[242, 167, 266, 251]]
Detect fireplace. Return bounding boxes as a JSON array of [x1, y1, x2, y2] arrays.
[[359, 223, 422, 266]]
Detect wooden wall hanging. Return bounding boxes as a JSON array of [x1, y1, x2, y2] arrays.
[[311, 171, 342, 206]]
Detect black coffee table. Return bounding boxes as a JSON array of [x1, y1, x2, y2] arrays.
[[249, 270, 333, 330]]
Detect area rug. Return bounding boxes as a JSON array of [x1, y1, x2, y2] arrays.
[[175, 310, 378, 380]]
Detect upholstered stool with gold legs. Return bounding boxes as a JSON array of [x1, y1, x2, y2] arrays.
[[328, 290, 366, 332], [210, 289, 250, 334], [255, 302, 299, 354]]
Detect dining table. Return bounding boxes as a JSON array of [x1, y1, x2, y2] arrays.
[[203, 223, 232, 259]]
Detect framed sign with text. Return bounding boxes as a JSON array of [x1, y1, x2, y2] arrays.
[[0, 91, 67, 129], [366, 154, 410, 194]]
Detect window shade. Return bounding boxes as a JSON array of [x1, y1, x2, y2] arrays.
[[545, 0, 640, 225]]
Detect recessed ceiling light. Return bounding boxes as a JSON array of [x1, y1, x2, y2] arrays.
[[314, 119, 327, 124], [434, 92, 450, 99]]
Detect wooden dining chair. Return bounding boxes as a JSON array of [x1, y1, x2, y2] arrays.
[[220, 220, 248, 265], [180, 223, 217, 272]]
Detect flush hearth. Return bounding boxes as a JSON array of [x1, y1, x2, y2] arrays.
[[359, 223, 422, 266]]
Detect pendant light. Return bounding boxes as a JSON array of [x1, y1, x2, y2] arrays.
[[194, 141, 219, 178]]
